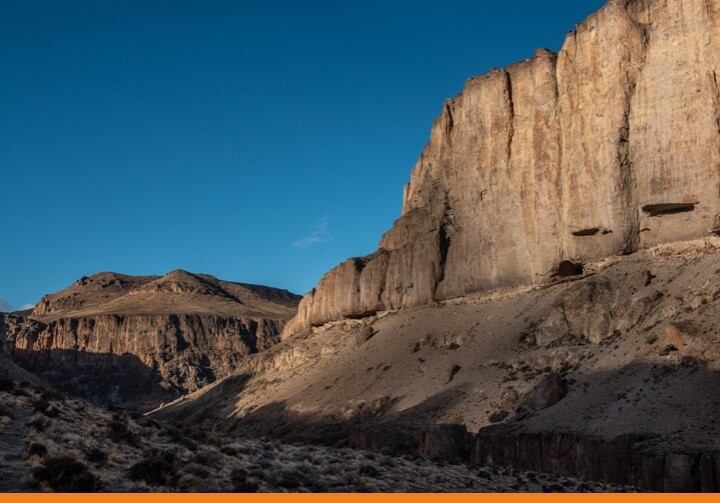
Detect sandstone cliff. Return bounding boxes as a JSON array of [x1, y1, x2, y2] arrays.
[[286, 0, 720, 334], [1, 271, 300, 408]]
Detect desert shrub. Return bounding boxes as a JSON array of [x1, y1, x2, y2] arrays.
[[27, 443, 47, 458], [177, 474, 205, 492], [184, 462, 212, 479], [85, 447, 107, 465], [140, 418, 160, 429], [235, 443, 259, 456], [274, 466, 312, 490], [257, 458, 273, 469], [358, 464, 381, 478], [32, 398, 50, 413], [40, 389, 65, 402], [32, 396, 60, 417], [192, 450, 220, 468], [0, 377, 16, 393], [28, 417, 48, 432], [230, 468, 259, 492], [12, 387, 29, 397], [379, 457, 396, 468], [164, 426, 198, 451], [183, 426, 209, 443], [108, 419, 136, 444], [43, 406, 61, 418], [220, 446, 238, 457], [32, 456, 102, 492], [246, 463, 263, 475], [129, 454, 178, 487]]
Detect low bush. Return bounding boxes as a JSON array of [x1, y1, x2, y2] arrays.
[[85, 447, 107, 465], [230, 468, 259, 492], [28, 417, 48, 432], [32, 398, 50, 413], [12, 387, 29, 397], [40, 389, 65, 402], [129, 455, 178, 487], [31, 397, 60, 417], [359, 464, 381, 478], [31, 456, 102, 492], [27, 443, 47, 458], [0, 377, 16, 393], [220, 446, 238, 457], [108, 419, 136, 444]]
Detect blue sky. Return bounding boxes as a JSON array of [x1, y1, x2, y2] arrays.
[[0, 0, 606, 310]]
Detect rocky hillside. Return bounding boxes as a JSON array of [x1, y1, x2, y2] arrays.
[[0, 378, 630, 492], [1, 271, 300, 409], [158, 238, 720, 491], [286, 0, 720, 334]]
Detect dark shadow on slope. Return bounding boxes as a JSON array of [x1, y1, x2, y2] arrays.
[[9, 348, 179, 410], [158, 372, 253, 425], [472, 359, 720, 492], [160, 382, 473, 459], [159, 359, 720, 491]]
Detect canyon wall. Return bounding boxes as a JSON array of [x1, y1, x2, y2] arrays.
[[349, 425, 720, 492], [1, 271, 300, 407], [4, 313, 282, 399], [286, 0, 720, 334], [0, 312, 285, 408]]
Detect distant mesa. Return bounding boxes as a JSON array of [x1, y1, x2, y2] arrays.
[[1, 270, 300, 409]]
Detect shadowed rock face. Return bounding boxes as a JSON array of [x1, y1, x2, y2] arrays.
[[285, 0, 720, 334], [1, 271, 300, 408]]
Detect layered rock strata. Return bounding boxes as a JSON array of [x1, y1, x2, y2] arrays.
[[1, 271, 299, 407]]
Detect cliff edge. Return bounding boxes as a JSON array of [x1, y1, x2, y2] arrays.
[[287, 0, 720, 334]]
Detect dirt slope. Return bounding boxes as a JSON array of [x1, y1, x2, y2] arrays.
[[157, 238, 720, 490]]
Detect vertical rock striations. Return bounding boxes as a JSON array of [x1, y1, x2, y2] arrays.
[[286, 0, 720, 334], [2, 271, 300, 408]]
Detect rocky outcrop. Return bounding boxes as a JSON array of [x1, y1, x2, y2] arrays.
[[286, 0, 720, 334], [3, 313, 284, 406], [2, 271, 300, 408], [533, 278, 662, 346], [472, 427, 720, 492], [1, 314, 42, 356], [348, 422, 720, 491]]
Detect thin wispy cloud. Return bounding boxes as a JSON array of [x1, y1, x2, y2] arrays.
[[293, 215, 333, 249], [19, 304, 35, 310], [0, 298, 11, 312]]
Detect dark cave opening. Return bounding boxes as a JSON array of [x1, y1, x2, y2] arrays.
[[555, 260, 584, 278]]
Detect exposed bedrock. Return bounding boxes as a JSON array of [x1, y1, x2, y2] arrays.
[[0, 312, 284, 408], [471, 428, 720, 492], [286, 0, 720, 334], [0, 270, 300, 408], [348, 424, 720, 492]]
